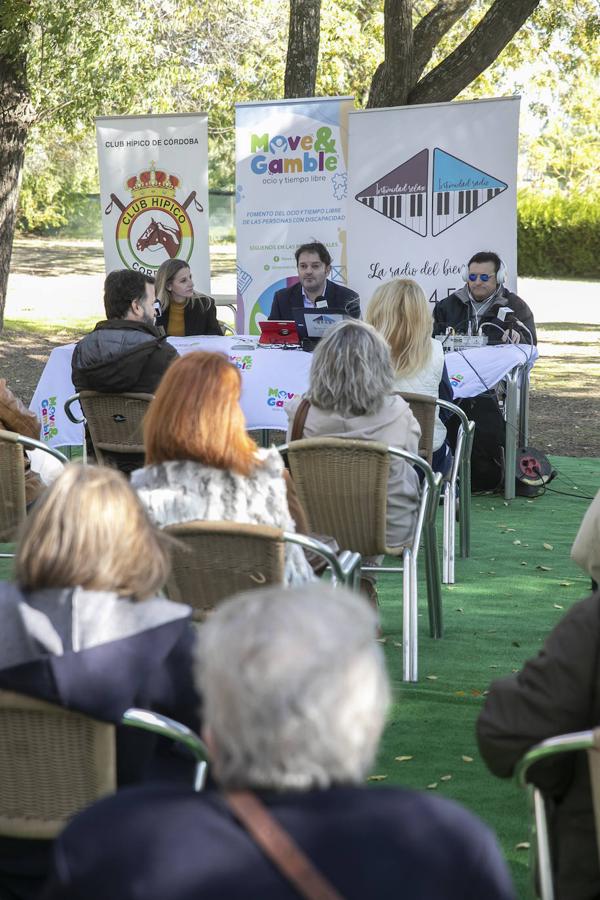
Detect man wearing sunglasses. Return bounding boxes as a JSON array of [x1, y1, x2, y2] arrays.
[[433, 251, 537, 345]]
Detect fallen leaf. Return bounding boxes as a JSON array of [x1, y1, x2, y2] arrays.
[[483, 690, 490, 695], [455, 690, 466, 697], [455, 607, 464, 613], [553, 603, 564, 610], [462, 755, 474, 763], [536, 565, 552, 571], [376, 637, 387, 644], [426, 675, 438, 681], [367, 775, 387, 782], [471, 689, 482, 697], [520, 561, 528, 567], [426, 782, 438, 790], [513, 539, 522, 545], [515, 842, 531, 851], [440, 774, 452, 782], [559, 581, 573, 587], [392, 641, 402, 648], [503, 502, 509, 506], [489, 664, 499, 668], [512, 641, 521, 647], [395, 755, 414, 763], [543, 542, 554, 550]]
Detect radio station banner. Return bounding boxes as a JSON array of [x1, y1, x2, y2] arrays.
[[96, 113, 210, 291], [347, 97, 520, 312], [236, 96, 354, 333]]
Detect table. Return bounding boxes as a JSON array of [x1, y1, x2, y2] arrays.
[[30, 336, 537, 500]]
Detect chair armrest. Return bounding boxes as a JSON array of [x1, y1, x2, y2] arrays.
[[122, 708, 208, 792], [0, 429, 68, 464], [64, 394, 85, 425], [283, 531, 352, 584]]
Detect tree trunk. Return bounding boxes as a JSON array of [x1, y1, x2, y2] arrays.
[[0, 38, 34, 331], [367, 0, 414, 108], [284, 0, 321, 98], [409, 0, 541, 104]]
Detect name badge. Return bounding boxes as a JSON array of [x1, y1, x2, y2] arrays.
[[315, 300, 327, 308]]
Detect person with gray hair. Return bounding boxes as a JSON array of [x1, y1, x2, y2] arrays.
[[44, 583, 515, 900], [285, 319, 422, 606]]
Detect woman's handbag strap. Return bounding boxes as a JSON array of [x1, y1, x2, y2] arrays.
[[224, 790, 344, 900], [291, 398, 311, 441]]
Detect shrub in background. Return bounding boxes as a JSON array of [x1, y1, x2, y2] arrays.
[[518, 189, 600, 279]]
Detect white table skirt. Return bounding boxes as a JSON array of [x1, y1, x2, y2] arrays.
[[29, 335, 537, 449]]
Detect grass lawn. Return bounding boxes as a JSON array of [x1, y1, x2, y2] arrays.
[[2, 454, 598, 898]]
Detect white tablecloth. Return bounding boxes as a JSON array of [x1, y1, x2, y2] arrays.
[[30, 335, 537, 448]]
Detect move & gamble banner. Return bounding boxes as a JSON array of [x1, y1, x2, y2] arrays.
[[347, 97, 520, 312], [95, 113, 210, 291], [236, 96, 354, 333]]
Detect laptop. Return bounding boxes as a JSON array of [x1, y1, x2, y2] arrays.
[[292, 308, 347, 349], [258, 320, 300, 346]]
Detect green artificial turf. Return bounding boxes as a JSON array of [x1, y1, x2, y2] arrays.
[[373, 455, 600, 899], [1, 455, 598, 897]]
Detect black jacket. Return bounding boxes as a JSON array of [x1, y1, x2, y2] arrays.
[[72, 319, 179, 394], [477, 591, 600, 900], [155, 295, 223, 336], [44, 785, 514, 900], [433, 287, 537, 345], [269, 280, 360, 321]]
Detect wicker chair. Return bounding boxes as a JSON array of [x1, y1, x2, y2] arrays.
[[279, 438, 442, 682], [0, 689, 116, 839], [516, 728, 600, 900], [64, 391, 153, 466], [397, 393, 475, 583], [163, 520, 361, 621], [122, 708, 209, 792], [0, 430, 68, 546]]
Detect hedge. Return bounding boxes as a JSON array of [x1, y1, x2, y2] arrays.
[[518, 189, 600, 279]]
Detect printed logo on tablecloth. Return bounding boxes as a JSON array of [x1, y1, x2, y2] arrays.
[[40, 397, 58, 441], [449, 373, 465, 389], [229, 355, 254, 371], [267, 387, 298, 408], [104, 161, 204, 274], [355, 147, 507, 237]]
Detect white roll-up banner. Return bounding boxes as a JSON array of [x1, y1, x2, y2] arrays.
[[347, 96, 520, 312], [235, 96, 354, 333], [95, 113, 210, 292]]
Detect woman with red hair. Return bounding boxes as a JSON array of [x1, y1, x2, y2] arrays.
[[132, 352, 313, 584]]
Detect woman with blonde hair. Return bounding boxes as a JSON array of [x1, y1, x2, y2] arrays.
[[154, 258, 222, 336], [132, 352, 313, 585], [0, 464, 200, 898], [366, 278, 453, 475]]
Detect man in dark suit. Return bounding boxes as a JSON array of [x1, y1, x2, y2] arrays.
[[269, 241, 360, 320]]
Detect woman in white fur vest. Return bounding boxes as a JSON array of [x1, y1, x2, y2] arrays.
[[132, 351, 313, 585]]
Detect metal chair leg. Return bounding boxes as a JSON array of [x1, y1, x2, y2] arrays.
[[403, 547, 418, 682], [424, 522, 443, 639]]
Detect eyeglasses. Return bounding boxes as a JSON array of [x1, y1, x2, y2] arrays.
[[468, 273, 494, 282]]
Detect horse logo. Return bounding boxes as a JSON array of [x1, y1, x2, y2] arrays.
[[104, 162, 204, 274]]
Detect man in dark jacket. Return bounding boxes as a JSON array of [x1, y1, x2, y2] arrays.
[[269, 241, 360, 320], [72, 269, 178, 472], [433, 251, 536, 345]]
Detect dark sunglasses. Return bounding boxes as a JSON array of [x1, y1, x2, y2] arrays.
[[468, 273, 494, 282]]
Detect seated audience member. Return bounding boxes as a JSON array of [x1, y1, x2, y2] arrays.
[[477, 581, 600, 899], [0, 465, 200, 899], [154, 259, 223, 336], [44, 583, 516, 900], [285, 319, 421, 604], [0, 379, 44, 507], [132, 352, 313, 585], [269, 241, 360, 320], [71, 269, 178, 474], [433, 251, 537, 345], [366, 278, 454, 477], [571, 488, 600, 592]]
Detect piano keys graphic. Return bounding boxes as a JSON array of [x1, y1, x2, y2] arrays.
[[431, 149, 507, 236], [355, 149, 428, 237]]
